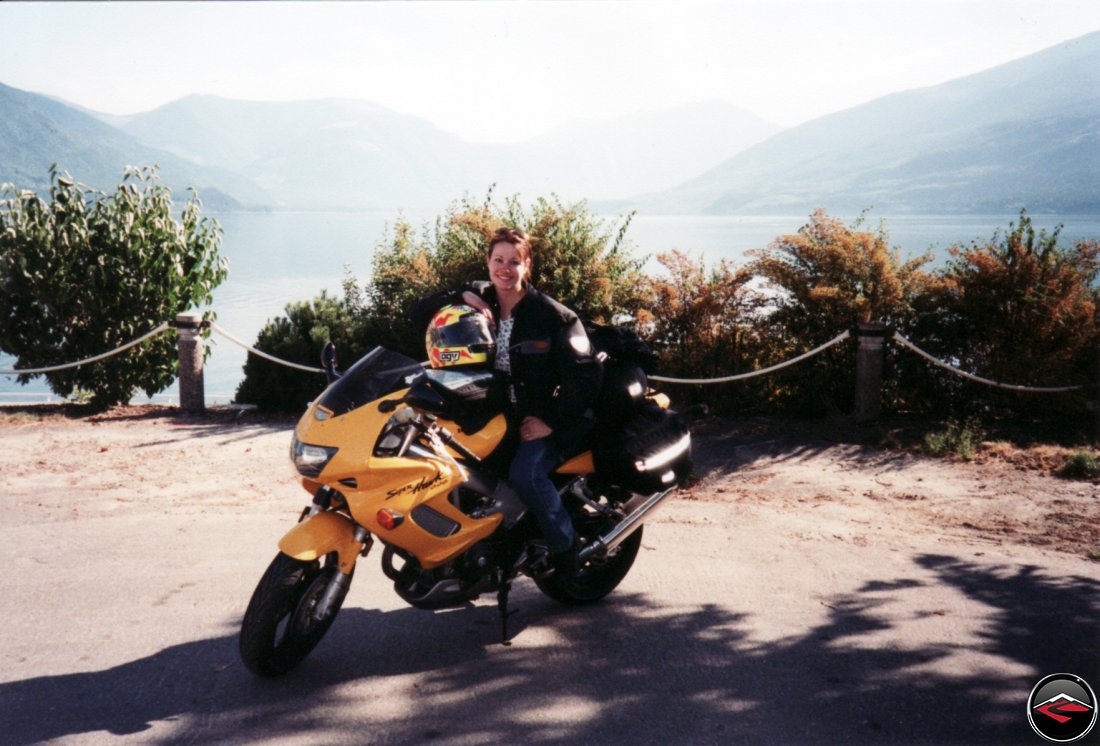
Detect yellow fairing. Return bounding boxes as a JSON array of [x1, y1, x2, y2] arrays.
[[557, 451, 595, 474], [294, 393, 509, 569], [279, 511, 362, 574], [649, 392, 671, 409]]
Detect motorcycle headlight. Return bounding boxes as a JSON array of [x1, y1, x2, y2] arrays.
[[290, 435, 338, 477]]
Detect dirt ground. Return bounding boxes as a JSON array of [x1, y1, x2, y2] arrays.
[[1, 404, 1098, 745], [3, 404, 1098, 560], [684, 416, 1100, 561]]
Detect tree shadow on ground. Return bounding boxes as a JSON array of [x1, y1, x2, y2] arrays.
[[129, 419, 295, 449], [3, 551, 1096, 745], [916, 554, 1099, 679], [690, 424, 922, 485]]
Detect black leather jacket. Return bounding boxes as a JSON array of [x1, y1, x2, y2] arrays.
[[409, 282, 603, 452]]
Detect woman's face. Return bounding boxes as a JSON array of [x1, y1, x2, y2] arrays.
[[487, 241, 530, 294]]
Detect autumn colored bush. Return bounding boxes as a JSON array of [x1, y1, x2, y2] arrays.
[[746, 209, 939, 414], [908, 211, 1100, 422], [365, 191, 646, 357], [240, 201, 1099, 436], [639, 249, 773, 414]]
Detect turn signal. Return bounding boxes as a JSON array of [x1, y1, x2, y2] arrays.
[[377, 509, 405, 530]]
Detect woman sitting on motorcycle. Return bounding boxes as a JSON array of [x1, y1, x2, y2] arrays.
[[409, 226, 603, 574]]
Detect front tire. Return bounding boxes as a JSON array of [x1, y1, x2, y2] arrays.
[[239, 553, 349, 677], [535, 526, 643, 604]]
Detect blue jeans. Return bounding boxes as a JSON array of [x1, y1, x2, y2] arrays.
[[509, 438, 575, 553]]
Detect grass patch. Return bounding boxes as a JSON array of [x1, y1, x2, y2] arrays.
[[1058, 451, 1100, 480], [923, 418, 984, 461], [0, 410, 42, 425]]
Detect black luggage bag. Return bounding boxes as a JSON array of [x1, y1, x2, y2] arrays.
[[592, 401, 692, 494]]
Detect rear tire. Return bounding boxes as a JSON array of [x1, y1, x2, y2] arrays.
[[239, 553, 349, 677], [535, 526, 643, 605]]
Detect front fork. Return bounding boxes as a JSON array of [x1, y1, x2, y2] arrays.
[[311, 522, 371, 622], [279, 488, 373, 620]]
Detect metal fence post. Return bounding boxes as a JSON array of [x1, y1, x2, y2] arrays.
[[176, 312, 205, 414], [854, 321, 887, 422]]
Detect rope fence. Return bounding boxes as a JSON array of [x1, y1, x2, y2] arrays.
[[0, 315, 1090, 415], [891, 332, 1084, 394], [0, 322, 171, 375], [649, 330, 850, 384], [0, 320, 326, 378], [208, 322, 324, 374]]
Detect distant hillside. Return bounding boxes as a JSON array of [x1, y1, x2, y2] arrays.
[[0, 83, 270, 210], [113, 96, 779, 211], [632, 31, 1100, 215], [6, 83, 779, 214], [115, 95, 481, 211], [488, 100, 780, 201]]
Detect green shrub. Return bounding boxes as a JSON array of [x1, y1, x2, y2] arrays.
[[236, 192, 645, 411], [1059, 451, 1100, 480], [233, 286, 364, 412], [0, 166, 227, 410], [923, 418, 984, 460]]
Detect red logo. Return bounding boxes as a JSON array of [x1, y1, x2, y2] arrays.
[[1035, 695, 1092, 724], [1028, 674, 1097, 742]]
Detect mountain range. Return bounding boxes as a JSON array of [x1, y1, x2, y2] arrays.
[[2, 30, 1099, 215], [632, 30, 1100, 214], [0, 83, 268, 211], [0, 86, 776, 213]]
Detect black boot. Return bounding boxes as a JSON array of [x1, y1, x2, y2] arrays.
[[524, 541, 554, 579], [549, 538, 580, 577]]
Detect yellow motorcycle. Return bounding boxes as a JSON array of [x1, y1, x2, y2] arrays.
[[239, 340, 691, 676]]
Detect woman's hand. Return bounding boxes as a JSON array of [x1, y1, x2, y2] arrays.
[[461, 291, 494, 325], [519, 416, 553, 442]]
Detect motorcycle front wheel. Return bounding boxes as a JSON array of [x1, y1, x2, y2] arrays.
[[239, 552, 349, 677]]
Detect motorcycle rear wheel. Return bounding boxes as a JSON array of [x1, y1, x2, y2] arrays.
[[535, 526, 643, 605], [239, 552, 349, 677]]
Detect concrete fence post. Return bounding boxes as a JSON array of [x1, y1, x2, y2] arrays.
[[1095, 339, 1100, 444], [176, 312, 205, 414], [854, 320, 887, 422]]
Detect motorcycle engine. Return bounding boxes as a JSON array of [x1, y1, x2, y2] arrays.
[[383, 542, 494, 610]]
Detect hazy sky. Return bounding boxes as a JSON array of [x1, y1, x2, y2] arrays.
[[3, 0, 1100, 142]]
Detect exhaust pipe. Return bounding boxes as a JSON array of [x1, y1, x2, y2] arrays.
[[578, 487, 675, 561]]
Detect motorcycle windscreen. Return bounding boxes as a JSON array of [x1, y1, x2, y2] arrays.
[[318, 347, 426, 417]]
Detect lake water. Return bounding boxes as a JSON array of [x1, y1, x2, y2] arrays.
[[4, 210, 1100, 405]]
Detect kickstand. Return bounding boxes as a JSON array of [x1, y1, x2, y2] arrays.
[[496, 574, 515, 646]]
